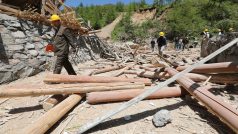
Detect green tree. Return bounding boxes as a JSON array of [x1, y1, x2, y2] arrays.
[[116, 1, 124, 12], [139, 0, 147, 8]]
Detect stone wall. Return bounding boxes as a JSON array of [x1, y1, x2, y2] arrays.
[[0, 13, 106, 84], [0, 13, 55, 84]]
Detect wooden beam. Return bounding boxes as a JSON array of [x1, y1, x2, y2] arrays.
[[87, 87, 186, 104], [176, 62, 238, 74], [90, 65, 125, 76], [0, 83, 145, 98], [23, 94, 84, 134], [44, 74, 152, 86]]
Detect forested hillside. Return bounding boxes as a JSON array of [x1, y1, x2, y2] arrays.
[[76, 0, 238, 41]]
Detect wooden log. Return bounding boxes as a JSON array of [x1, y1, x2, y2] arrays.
[[76, 39, 238, 133], [111, 64, 134, 77], [124, 70, 238, 84], [44, 74, 152, 85], [42, 94, 68, 111], [0, 4, 19, 15], [167, 68, 238, 132], [90, 65, 124, 75], [176, 62, 238, 73], [87, 87, 187, 104], [23, 94, 84, 134], [0, 83, 145, 98]]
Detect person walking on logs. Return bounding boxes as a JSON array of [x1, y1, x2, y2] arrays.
[[49, 14, 77, 75], [182, 36, 189, 51], [150, 37, 156, 52], [174, 36, 179, 51], [178, 37, 183, 51], [157, 32, 167, 56]]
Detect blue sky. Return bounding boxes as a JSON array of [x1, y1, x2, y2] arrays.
[[65, 0, 154, 7]]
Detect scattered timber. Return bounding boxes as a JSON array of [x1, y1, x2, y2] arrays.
[[87, 87, 187, 104], [176, 62, 238, 74], [0, 83, 145, 98], [22, 94, 84, 134], [44, 74, 152, 86], [167, 68, 238, 132]]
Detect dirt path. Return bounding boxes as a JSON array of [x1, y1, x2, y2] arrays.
[[96, 14, 123, 39]]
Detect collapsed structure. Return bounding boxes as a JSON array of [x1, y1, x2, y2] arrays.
[[0, 1, 238, 134]]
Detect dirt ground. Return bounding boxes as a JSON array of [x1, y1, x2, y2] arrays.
[[0, 48, 237, 134]]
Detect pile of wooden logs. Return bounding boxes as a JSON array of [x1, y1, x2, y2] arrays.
[[0, 0, 94, 34], [1, 58, 237, 133]]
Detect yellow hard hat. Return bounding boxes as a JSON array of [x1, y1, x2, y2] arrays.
[[204, 29, 208, 32], [218, 29, 221, 32], [159, 32, 165, 36], [50, 14, 60, 21]]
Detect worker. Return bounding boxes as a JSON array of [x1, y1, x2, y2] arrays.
[[50, 14, 77, 75], [218, 29, 223, 36], [157, 32, 167, 55], [174, 36, 179, 51], [201, 29, 210, 38], [150, 37, 156, 52], [182, 36, 189, 51]]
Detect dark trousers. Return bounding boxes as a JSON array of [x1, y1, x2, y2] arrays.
[[151, 43, 155, 51], [53, 55, 76, 75]]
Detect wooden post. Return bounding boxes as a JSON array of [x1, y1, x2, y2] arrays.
[[87, 87, 186, 104], [167, 68, 238, 132], [176, 62, 238, 73], [90, 65, 125, 76], [23, 94, 84, 134], [0, 83, 145, 98], [44, 74, 152, 86]]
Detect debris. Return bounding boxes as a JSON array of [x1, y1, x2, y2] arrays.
[[152, 109, 172, 127], [167, 68, 238, 132]]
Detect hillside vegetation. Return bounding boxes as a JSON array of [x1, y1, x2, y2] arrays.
[[113, 0, 238, 41], [76, 1, 150, 30], [76, 0, 238, 41]]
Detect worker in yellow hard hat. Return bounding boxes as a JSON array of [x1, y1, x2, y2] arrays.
[[218, 29, 223, 36], [157, 32, 167, 55], [201, 28, 210, 38], [49, 14, 77, 75]]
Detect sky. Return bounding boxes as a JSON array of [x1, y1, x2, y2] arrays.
[[65, 0, 154, 7]]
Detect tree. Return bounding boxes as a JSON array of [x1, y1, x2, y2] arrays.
[[116, 1, 124, 12], [79, 2, 84, 7], [139, 0, 147, 8], [153, 0, 159, 6]]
